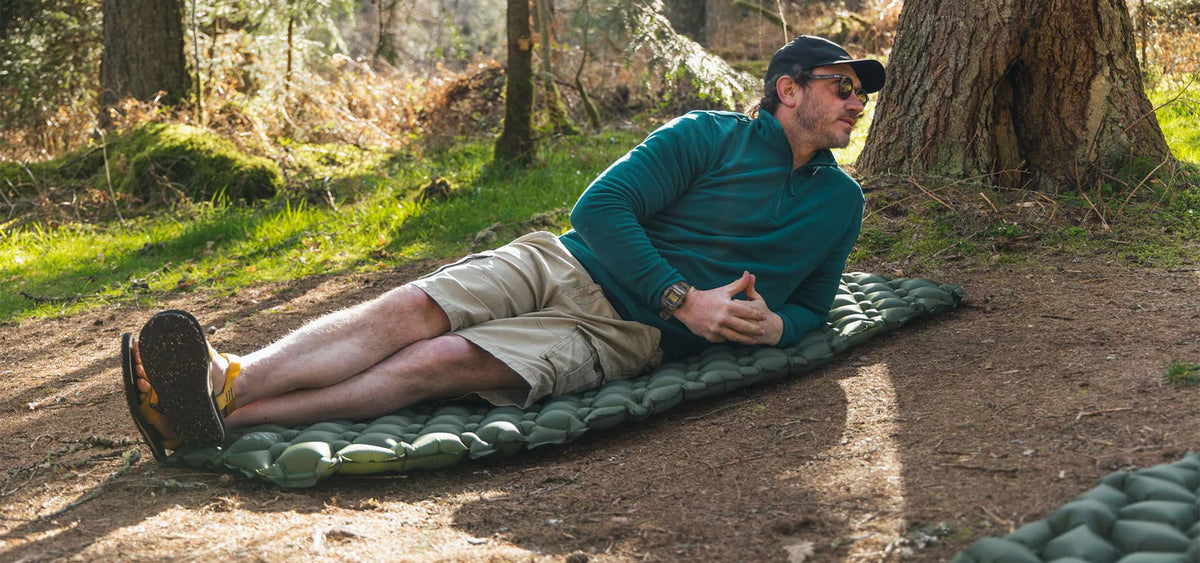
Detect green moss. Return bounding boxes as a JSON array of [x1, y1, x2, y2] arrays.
[[0, 123, 282, 209], [113, 123, 282, 204]]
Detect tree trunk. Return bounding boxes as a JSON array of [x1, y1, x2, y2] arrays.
[[374, 0, 401, 64], [575, 0, 601, 129], [99, 0, 189, 128], [663, 0, 706, 42], [495, 0, 536, 166], [704, 0, 740, 49], [857, 0, 1172, 193], [536, 0, 578, 136]]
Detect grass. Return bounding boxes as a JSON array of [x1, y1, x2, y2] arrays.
[[2, 74, 1199, 324], [0, 131, 644, 323], [1162, 359, 1200, 386], [1150, 75, 1200, 164]]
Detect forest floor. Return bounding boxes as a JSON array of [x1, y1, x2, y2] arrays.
[[1, 248, 1199, 562]]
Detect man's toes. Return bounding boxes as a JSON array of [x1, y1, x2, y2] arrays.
[[137, 377, 151, 393]]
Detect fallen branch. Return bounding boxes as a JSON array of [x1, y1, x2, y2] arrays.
[[938, 462, 1019, 475], [36, 448, 141, 522], [1075, 407, 1133, 421]]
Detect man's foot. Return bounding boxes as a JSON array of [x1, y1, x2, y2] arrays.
[[137, 310, 230, 448], [124, 330, 241, 461], [121, 333, 179, 462], [131, 338, 179, 441]]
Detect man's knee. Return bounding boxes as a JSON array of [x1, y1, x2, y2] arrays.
[[375, 284, 450, 331], [403, 335, 526, 395]]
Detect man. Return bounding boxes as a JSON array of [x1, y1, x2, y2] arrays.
[[123, 35, 885, 460]]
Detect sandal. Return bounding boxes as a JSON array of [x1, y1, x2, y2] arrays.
[[138, 310, 230, 448], [121, 332, 181, 462]]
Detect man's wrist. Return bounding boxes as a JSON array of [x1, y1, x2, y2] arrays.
[[763, 312, 785, 345], [658, 281, 692, 320]]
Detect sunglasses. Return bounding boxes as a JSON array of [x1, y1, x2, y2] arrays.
[[807, 73, 869, 105]]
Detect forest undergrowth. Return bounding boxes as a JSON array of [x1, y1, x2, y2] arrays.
[[1, 0, 1199, 325]]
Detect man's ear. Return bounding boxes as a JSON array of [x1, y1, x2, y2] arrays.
[[776, 75, 801, 109]]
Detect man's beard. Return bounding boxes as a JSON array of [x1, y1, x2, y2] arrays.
[[792, 96, 853, 150]]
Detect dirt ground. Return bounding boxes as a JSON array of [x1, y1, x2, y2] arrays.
[[2, 250, 1199, 562]]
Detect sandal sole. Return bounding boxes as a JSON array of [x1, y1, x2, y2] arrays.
[[138, 310, 226, 447]]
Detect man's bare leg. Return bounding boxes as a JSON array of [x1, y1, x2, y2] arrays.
[[223, 284, 452, 406], [135, 283, 462, 439], [224, 334, 527, 428]]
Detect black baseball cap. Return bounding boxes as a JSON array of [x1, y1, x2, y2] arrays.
[[765, 35, 886, 94]]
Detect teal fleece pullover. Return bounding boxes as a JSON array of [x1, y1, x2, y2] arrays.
[[560, 109, 864, 360]]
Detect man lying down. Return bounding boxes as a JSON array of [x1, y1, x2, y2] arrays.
[[122, 36, 883, 460]]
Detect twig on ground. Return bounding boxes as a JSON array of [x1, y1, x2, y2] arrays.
[[96, 128, 126, 226], [19, 291, 81, 304], [979, 192, 999, 213], [906, 177, 954, 210], [1077, 184, 1111, 232], [683, 399, 751, 421], [1114, 156, 1172, 219], [938, 462, 1019, 474], [1075, 407, 1133, 421], [36, 448, 141, 522]]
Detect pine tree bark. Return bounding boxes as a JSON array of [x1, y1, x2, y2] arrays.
[[857, 0, 1172, 193], [495, 0, 536, 165], [99, 0, 189, 128]]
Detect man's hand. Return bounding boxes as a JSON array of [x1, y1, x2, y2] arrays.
[[672, 271, 783, 345]]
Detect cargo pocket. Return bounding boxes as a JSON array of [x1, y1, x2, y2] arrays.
[[544, 327, 605, 396], [418, 250, 495, 279]]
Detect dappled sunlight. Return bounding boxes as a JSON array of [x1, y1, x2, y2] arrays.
[[803, 362, 907, 558], [73, 498, 540, 560]]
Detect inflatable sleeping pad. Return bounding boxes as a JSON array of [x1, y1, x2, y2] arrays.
[[163, 272, 966, 487], [952, 451, 1200, 563]]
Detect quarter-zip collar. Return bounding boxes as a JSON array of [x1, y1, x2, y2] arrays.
[[756, 110, 842, 204], [753, 110, 843, 173]]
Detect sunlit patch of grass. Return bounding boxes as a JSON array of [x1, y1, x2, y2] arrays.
[[0, 130, 643, 323], [1150, 75, 1200, 164]]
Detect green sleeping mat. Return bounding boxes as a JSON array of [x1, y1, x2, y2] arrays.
[[162, 272, 966, 487], [952, 451, 1200, 563]]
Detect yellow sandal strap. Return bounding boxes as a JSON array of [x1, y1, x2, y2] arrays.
[[214, 352, 241, 415]]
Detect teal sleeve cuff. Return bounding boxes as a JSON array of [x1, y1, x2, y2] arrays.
[[776, 305, 824, 348]]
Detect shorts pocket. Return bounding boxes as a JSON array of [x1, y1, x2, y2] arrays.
[[562, 282, 607, 308], [419, 250, 495, 279], [543, 327, 605, 396]]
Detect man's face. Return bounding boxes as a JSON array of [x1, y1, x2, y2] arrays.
[[790, 64, 866, 150]]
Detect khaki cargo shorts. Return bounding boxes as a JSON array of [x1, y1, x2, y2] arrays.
[[410, 231, 662, 407]]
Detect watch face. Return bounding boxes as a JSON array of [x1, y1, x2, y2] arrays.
[[660, 282, 690, 319], [665, 290, 685, 308], [663, 282, 690, 310]]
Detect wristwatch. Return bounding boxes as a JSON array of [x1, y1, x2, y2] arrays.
[[659, 281, 692, 320]]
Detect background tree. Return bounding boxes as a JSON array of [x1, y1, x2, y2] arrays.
[[372, 0, 404, 64], [495, 0, 536, 165], [661, 0, 706, 41], [535, 0, 578, 136], [0, 0, 100, 152], [99, 0, 190, 128], [857, 0, 1172, 192]]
